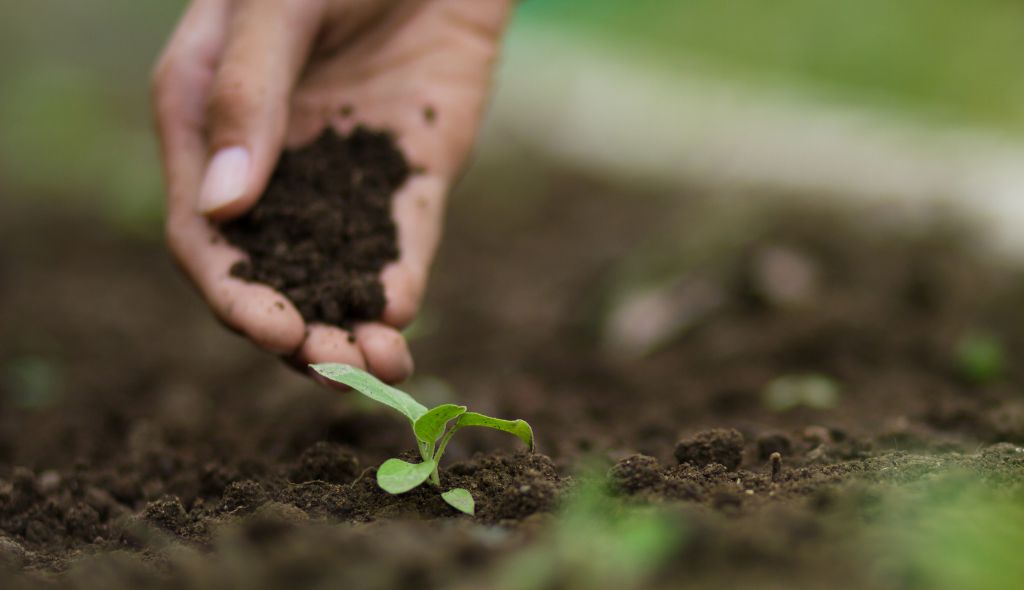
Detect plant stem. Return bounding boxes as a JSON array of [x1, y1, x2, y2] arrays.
[[434, 426, 461, 467], [428, 426, 462, 487], [420, 440, 441, 486]]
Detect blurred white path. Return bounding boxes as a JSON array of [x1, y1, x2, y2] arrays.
[[479, 25, 1024, 256]]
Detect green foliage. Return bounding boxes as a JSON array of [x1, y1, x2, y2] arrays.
[[311, 363, 427, 422], [496, 477, 685, 590], [376, 459, 437, 494], [441, 488, 475, 516], [310, 363, 534, 515], [519, 0, 1024, 134], [453, 412, 535, 450], [883, 479, 1024, 590], [414, 404, 467, 444], [955, 332, 1005, 385]]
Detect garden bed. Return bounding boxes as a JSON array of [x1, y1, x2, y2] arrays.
[[1, 172, 1022, 589]]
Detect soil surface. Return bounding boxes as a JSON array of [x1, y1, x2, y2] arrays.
[[1, 170, 1023, 589], [221, 127, 408, 329]]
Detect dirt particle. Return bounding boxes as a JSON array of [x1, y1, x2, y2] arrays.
[[221, 127, 409, 330], [339, 104, 354, 117], [982, 442, 1024, 457], [802, 426, 834, 446], [289, 442, 360, 485], [218, 480, 267, 515], [423, 105, 436, 124], [0, 535, 27, 569], [85, 487, 123, 520], [608, 454, 664, 493], [450, 453, 562, 522], [199, 464, 241, 498], [674, 429, 745, 470], [37, 470, 61, 494], [711, 488, 743, 511], [491, 476, 557, 521], [66, 502, 102, 540], [141, 496, 187, 534], [7, 468, 39, 512], [240, 502, 309, 545]]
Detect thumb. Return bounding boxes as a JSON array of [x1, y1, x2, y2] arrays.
[[196, 0, 323, 220]]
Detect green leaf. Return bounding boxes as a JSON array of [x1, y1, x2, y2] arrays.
[[955, 332, 1005, 385], [376, 458, 436, 494], [414, 404, 467, 444], [441, 488, 475, 515], [456, 412, 535, 451], [311, 363, 428, 423]]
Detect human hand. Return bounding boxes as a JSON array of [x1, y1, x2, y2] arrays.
[[152, 0, 511, 382]]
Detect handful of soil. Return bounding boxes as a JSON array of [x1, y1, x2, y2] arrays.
[[221, 127, 410, 330]]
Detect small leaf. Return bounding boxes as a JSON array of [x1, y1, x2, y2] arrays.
[[376, 458, 436, 494], [311, 363, 428, 423], [441, 488, 475, 515], [414, 404, 467, 444], [456, 412, 535, 451]]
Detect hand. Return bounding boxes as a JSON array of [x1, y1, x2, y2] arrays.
[[152, 0, 511, 382]]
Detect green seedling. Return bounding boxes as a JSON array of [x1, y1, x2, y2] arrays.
[[495, 473, 685, 590], [310, 363, 535, 515], [955, 331, 1005, 385]]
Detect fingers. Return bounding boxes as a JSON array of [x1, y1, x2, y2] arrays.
[[155, 0, 306, 356], [197, 0, 324, 219], [295, 325, 367, 368], [165, 214, 307, 355], [295, 322, 412, 385], [295, 324, 368, 388], [355, 323, 415, 383], [380, 174, 448, 328], [152, 0, 231, 211]]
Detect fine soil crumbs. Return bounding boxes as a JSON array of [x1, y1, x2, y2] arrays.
[[3, 171, 1024, 590], [221, 127, 410, 329]]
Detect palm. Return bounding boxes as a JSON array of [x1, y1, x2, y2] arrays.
[[273, 1, 508, 373], [155, 0, 511, 382]]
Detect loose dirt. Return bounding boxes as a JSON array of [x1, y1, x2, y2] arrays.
[[221, 127, 408, 329], [1, 169, 1023, 589]]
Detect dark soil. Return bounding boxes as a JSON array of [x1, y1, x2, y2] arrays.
[[221, 127, 409, 329], [2, 169, 1024, 589]]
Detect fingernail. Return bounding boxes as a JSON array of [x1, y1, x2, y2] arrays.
[[197, 146, 250, 214]]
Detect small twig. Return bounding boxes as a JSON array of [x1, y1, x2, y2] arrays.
[[770, 452, 782, 483]]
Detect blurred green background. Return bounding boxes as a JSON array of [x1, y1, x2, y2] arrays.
[[1, 0, 1022, 231]]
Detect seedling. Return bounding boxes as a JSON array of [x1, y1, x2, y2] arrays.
[[495, 473, 685, 590], [310, 363, 535, 515]]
